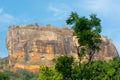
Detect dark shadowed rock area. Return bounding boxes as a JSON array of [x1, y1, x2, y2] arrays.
[[6, 24, 118, 72]]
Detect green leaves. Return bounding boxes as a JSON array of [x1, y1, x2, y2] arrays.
[[0, 72, 10, 80], [66, 12, 79, 25], [38, 56, 120, 80], [55, 56, 74, 80], [66, 12, 102, 62], [38, 66, 62, 80], [79, 58, 120, 80], [0, 70, 38, 80]]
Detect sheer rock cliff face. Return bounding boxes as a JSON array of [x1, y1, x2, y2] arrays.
[[6, 25, 118, 72]]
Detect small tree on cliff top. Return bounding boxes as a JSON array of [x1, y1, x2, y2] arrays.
[[66, 12, 102, 62]]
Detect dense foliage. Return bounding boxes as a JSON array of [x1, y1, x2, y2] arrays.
[[0, 71, 10, 80], [38, 65, 62, 80], [55, 56, 74, 80], [0, 70, 38, 80], [38, 56, 120, 80]]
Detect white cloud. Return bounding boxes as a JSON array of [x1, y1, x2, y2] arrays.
[[0, 8, 16, 25], [0, 8, 3, 14], [0, 13, 15, 24], [85, 0, 110, 14], [0, 8, 17, 31], [48, 3, 72, 21], [0, 8, 33, 33], [79, 0, 120, 17], [48, 5, 59, 14], [0, 8, 32, 29]]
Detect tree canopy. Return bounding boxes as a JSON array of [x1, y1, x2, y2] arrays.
[[66, 12, 102, 62]]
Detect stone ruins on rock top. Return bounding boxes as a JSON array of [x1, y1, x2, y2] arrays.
[[6, 24, 118, 72]]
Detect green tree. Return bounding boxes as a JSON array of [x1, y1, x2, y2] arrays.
[[38, 65, 62, 80], [4, 70, 38, 80], [55, 56, 74, 80], [107, 57, 120, 79], [80, 57, 120, 80], [66, 12, 102, 62], [66, 12, 102, 80], [0, 72, 10, 80]]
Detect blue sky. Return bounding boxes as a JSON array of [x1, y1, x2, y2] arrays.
[[0, 0, 120, 57]]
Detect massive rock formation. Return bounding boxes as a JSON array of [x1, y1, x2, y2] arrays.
[[6, 24, 118, 72]]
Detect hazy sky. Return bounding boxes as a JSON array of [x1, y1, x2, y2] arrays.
[[0, 0, 120, 57]]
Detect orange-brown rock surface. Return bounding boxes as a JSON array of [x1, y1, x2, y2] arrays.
[[6, 24, 118, 72]]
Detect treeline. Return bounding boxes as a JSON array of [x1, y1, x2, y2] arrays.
[[38, 56, 120, 80], [0, 70, 38, 80]]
